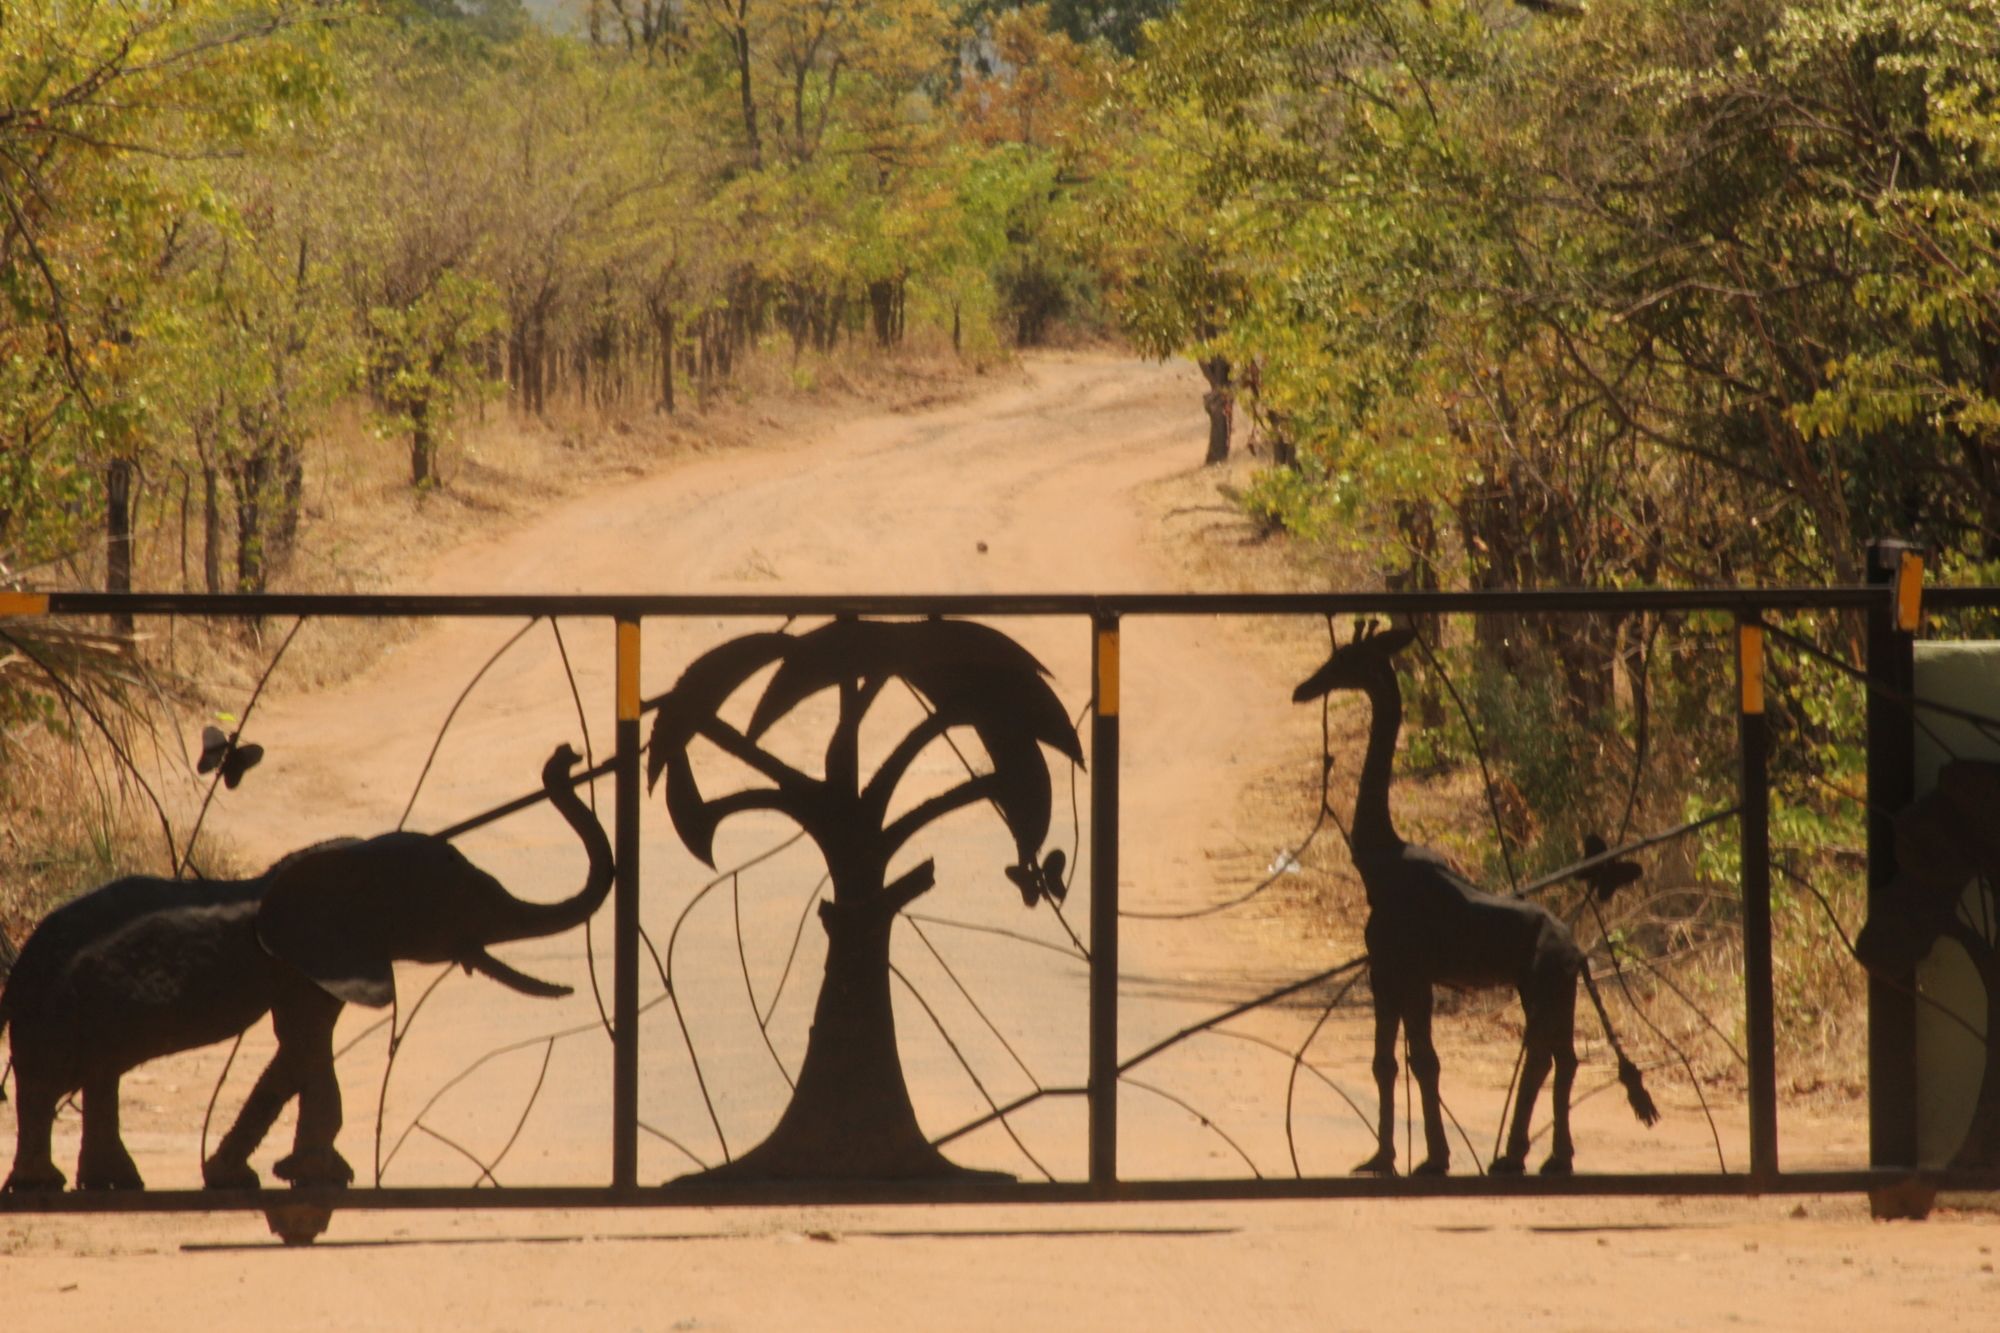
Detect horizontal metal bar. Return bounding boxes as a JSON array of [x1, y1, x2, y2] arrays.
[[0, 1169, 1986, 1215], [21, 586, 1916, 621], [1919, 585, 2000, 609], [428, 754, 619, 841]]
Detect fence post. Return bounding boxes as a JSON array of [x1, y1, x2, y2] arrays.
[[1090, 612, 1121, 1192], [1737, 618, 1778, 1182], [613, 617, 642, 1187], [1866, 540, 1919, 1169]]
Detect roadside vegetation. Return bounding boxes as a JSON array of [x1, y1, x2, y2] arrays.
[[1083, 0, 2000, 1084]]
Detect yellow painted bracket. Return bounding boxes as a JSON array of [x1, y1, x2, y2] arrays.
[[1897, 550, 1925, 633], [0, 592, 50, 616], [1095, 624, 1120, 719], [616, 620, 641, 722], [1739, 623, 1765, 716]]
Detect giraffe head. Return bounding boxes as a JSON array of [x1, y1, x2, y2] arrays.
[[1291, 620, 1416, 702]]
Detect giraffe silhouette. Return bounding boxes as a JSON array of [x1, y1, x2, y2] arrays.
[[1295, 622, 1659, 1175]]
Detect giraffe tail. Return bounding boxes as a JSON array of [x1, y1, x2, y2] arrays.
[[1580, 965, 1661, 1127]]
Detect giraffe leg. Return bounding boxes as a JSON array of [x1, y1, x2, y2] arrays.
[[1354, 977, 1401, 1176], [1403, 983, 1450, 1175], [1494, 1042, 1552, 1175], [1541, 969, 1581, 1176]]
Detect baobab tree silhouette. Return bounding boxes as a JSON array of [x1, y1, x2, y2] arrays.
[[647, 618, 1082, 1181]]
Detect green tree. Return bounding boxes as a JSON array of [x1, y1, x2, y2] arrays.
[[328, 41, 504, 486], [1, 0, 336, 590]]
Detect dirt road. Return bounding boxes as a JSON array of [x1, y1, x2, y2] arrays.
[[5, 352, 1996, 1329]]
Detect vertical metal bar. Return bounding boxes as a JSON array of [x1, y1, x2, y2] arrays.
[[1089, 613, 1121, 1192], [1865, 540, 1919, 1168], [613, 618, 642, 1187], [1737, 620, 1778, 1182]]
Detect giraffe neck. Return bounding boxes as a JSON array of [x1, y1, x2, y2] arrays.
[[1351, 673, 1404, 861]]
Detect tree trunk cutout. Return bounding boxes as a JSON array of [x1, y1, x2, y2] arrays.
[[701, 869, 972, 1181]]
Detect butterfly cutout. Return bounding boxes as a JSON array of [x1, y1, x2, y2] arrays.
[[1576, 832, 1643, 901], [198, 725, 265, 789], [1004, 849, 1069, 907]]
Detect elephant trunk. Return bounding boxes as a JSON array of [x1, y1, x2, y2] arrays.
[[485, 745, 615, 945]]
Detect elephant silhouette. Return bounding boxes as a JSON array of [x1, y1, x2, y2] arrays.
[[0, 744, 613, 1192]]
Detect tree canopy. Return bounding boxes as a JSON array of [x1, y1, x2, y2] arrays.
[[1, 1, 1119, 600]]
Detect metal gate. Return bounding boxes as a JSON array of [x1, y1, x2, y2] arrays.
[[1, 547, 1993, 1238]]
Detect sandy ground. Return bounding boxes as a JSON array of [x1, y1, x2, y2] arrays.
[[5, 352, 1998, 1329]]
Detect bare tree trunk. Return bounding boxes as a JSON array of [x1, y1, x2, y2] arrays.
[[789, 286, 811, 360], [868, 279, 895, 348], [234, 453, 268, 595], [272, 433, 304, 562], [728, 4, 761, 167], [104, 458, 134, 634], [657, 308, 676, 414], [697, 316, 714, 412], [1199, 356, 1233, 465], [1396, 502, 1446, 730], [410, 396, 435, 489], [177, 466, 191, 591], [202, 463, 223, 597], [1456, 451, 1533, 674]]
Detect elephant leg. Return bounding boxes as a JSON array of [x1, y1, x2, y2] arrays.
[[1402, 985, 1450, 1176], [204, 1050, 301, 1190], [4, 1073, 69, 1193], [1353, 979, 1401, 1176], [270, 992, 352, 1188], [76, 1075, 144, 1190]]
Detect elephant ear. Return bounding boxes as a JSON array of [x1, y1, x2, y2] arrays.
[[255, 846, 397, 1009]]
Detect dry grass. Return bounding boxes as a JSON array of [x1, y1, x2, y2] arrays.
[[2, 732, 171, 936]]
